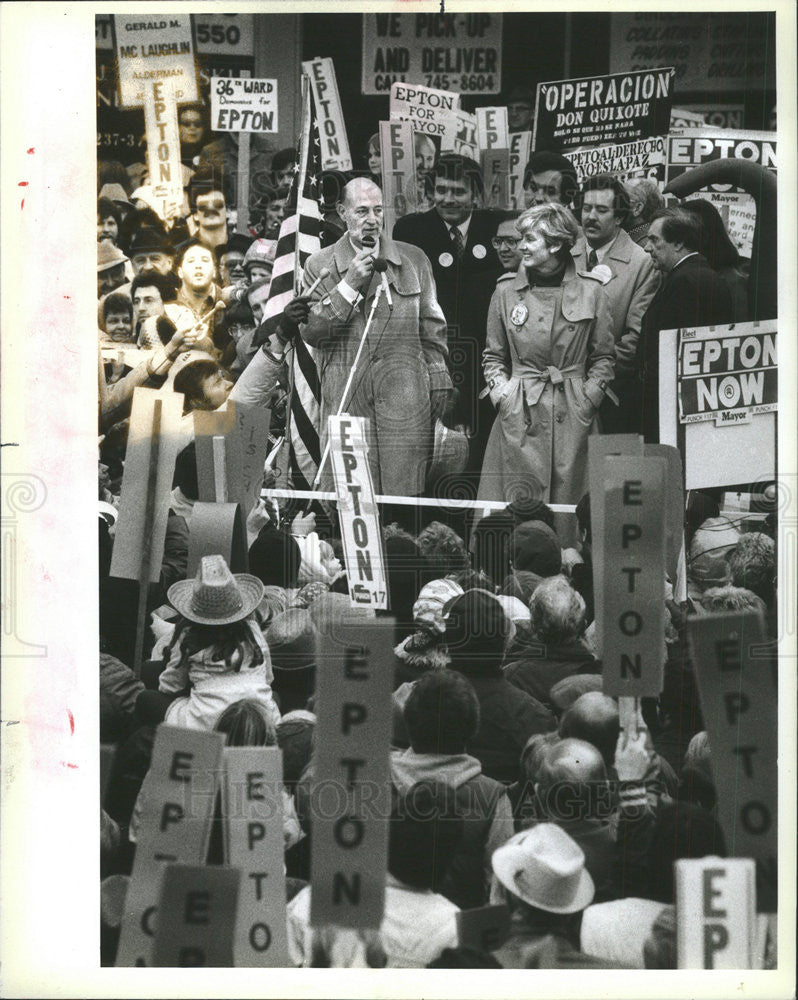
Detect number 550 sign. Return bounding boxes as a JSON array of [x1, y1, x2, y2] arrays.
[[194, 15, 254, 55]]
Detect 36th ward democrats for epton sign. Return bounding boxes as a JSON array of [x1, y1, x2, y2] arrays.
[[677, 325, 777, 426]]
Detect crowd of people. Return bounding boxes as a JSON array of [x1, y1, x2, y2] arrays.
[[97, 65, 778, 970]]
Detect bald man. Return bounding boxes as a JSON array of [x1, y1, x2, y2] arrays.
[[300, 177, 454, 497], [534, 737, 617, 902]]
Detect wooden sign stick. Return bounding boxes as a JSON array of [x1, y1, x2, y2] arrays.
[[618, 695, 640, 740], [133, 397, 162, 677], [212, 434, 228, 502]]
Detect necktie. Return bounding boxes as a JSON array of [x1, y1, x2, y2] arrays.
[[450, 226, 465, 259], [587, 249, 599, 269]]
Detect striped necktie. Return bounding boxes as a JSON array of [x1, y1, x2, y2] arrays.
[[587, 248, 599, 269], [450, 226, 465, 259]]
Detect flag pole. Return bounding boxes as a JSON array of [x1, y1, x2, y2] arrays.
[[277, 75, 314, 494]]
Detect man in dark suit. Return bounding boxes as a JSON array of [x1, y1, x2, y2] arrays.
[[571, 174, 659, 434], [393, 154, 504, 479], [637, 207, 734, 442]]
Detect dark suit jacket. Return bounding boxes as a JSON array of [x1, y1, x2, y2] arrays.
[[637, 253, 734, 442], [393, 209, 504, 437]]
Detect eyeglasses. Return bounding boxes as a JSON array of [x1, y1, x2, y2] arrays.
[[491, 236, 520, 248], [181, 117, 203, 128]]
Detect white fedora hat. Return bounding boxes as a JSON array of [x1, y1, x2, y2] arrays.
[[168, 554, 264, 626], [492, 823, 594, 914]]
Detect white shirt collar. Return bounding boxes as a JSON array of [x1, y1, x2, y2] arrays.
[[673, 251, 699, 270], [447, 215, 472, 242]]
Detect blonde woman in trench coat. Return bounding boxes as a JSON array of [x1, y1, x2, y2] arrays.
[[477, 203, 615, 507]]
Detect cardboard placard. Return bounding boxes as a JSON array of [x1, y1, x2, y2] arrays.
[[476, 106, 509, 151], [533, 67, 674, 151], [110, 387, 186, 583], [310, 621, 394, 929], [456, 904, 510, 953], [481, 148, 510, 210], [210, 76, 278, 133], [676, 325, 777, 425], [659, 323, 777, 491], [379, 120, 418, 235], [361, 12, 502, 96], [328, 416, 389, 611], [600, 455, 667, 697], [234, 401, 272, 518], [688, 612, 776, 889], [113, 14, 198, 109], [152, 864, 240, 967], [302, 57, 352, 171], [564, 135, 666, 186], [192, 15, 255, 56], [508, 130, 531, 209], [587, 433, 644, 651], [389, 81, 460, 139], [222, 747, 290, 967], [675, 858, 756, 968], [143, 78, 183, 222], [643, 443, 684, 586], [439, 108, 479, 159], [187, 502, 248, 577], [665, 130, 777, 257], [194, 405, 245, 507], [115, 726, 224, 966]]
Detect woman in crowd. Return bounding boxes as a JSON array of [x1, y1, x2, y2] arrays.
[[478, 202, 615, 508]]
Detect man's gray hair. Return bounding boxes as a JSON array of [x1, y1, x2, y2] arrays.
[[529, 574, 586, 644]]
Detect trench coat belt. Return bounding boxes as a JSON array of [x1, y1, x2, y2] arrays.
[[518, 365, 586, 406]]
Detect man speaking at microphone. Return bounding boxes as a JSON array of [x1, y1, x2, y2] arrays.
[[300, 177, 455, 497]]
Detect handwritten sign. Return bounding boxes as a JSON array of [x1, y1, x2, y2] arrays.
[[534, 68, 673, 151], [379, 120, 418, 235], [389, 81, 460, 138], [115, 726, 224, 966], [152, 864, 240, 967], [142, 79, 183, 222], [587, 433, 644, 650], [110, 387, 185, 583], [302, 57, 352, 171], [689, 612, 776, 894], [211, 76, 278, 133], [601, 455, 666, 697], [675, 858, 756, 968], [508, 130, 531, 209], [361, 12, 502, 96], [310, 621, 394, 928], [234, 402, 272, 518], [223, 747, 289, 967], [328, 416, 389, 611], [476, 106, 509, 151], [114, 14, 198, 109], [482, 148, 510, 210]]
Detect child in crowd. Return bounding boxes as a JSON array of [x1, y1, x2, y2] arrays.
[[136, 554, 281, 731]]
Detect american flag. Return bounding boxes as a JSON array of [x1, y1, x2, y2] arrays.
[[261, 78, 322, 490]]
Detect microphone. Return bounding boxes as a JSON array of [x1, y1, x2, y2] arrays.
[[373, 257, 392, 306]]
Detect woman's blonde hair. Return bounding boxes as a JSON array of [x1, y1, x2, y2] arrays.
[[517, 202, 579, 252]]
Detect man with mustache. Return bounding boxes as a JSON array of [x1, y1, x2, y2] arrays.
[[571, 174, 659, 434]]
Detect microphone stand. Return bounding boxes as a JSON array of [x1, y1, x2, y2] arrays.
[[309, 278, 386, 492]]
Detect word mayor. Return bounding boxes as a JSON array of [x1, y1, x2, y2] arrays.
[[543, 70, 670, 128]]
